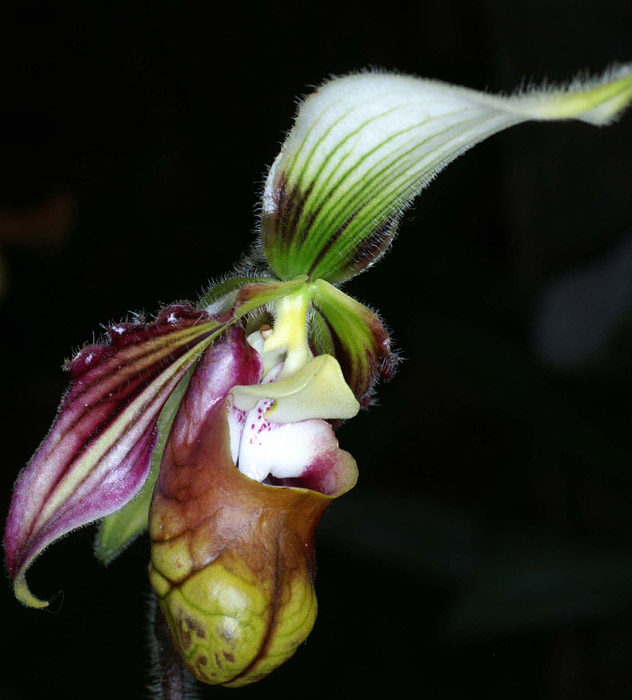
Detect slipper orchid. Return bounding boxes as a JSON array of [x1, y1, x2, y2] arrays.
[[5, 64, 631, 688]]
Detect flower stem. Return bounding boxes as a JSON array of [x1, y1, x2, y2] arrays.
[[148, 593, 200, 700]]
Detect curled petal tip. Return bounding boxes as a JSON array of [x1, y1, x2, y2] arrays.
[[14, 573, 49, 609]]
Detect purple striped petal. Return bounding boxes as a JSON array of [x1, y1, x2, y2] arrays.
[[4, 303, 220, 607]]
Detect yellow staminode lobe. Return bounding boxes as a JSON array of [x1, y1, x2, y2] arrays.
[[231, 285, 360, 422], [232, 353, 359, 422]]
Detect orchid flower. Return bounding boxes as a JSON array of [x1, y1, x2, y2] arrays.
[[5, 64, 632, 689]]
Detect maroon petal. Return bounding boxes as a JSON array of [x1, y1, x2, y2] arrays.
[[4, 303, 221, 606]]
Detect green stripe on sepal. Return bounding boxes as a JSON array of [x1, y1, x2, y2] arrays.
[[202, 275, 309, 317], [309, 306, 336, 357], [198, 276, 277, 311], [261, 65, 632, 283], [94, 365, 195, 565], [311, 279, 396, 406]]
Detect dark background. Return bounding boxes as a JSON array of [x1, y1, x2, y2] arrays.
[[1, 2, 632, 698]]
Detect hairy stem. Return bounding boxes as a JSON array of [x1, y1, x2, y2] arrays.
[[147, 592, 199, 700]]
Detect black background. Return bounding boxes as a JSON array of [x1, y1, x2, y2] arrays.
[[1, 2, 632, 699]]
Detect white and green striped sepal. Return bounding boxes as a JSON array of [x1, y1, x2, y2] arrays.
[[260, 65, 632, 283]]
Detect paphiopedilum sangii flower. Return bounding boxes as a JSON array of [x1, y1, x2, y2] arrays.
[[5, 64, 631, 688]]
